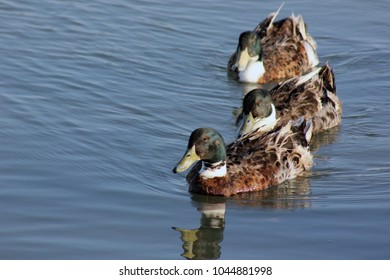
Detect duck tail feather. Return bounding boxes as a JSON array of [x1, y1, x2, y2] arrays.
[[267, 3, 285, 30]]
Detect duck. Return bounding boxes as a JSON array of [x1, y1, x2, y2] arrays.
[[237, 64, 342, 137], [172, 118, 313, 196], [227, 4, 319, 84]]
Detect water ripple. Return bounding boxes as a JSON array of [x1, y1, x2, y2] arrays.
[[1, 0, 390, 260]]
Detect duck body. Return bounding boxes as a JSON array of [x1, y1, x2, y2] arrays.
[[228, 6, 318, 84], [173, 120, 313, 196], [238, 64, 342, 137]]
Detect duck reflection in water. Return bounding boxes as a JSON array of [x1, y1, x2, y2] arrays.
[[173, 176, 312, 260], [173, 195, 226, 260]]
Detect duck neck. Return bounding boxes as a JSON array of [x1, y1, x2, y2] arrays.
[[199, 160, 227, 179], [238, 58, 265, 83]]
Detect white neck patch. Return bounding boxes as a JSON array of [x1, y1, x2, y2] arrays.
[[238, 58, 265, 83], [253, 104, 277, 132], [199, 161, 227, 179]]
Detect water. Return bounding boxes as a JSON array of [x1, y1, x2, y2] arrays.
[[1, 0, 389, 260]]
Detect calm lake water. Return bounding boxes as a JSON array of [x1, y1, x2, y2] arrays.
[[1, 0, 390, 260]]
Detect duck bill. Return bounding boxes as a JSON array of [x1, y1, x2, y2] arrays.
[[173, 145, 200, 173], [238, 112, 256, 137], [233, 47, 250, 72]]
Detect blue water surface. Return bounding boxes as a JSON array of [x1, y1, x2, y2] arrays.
[[1, 0, 389, 259]]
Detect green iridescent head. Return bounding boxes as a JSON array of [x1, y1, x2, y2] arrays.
[[232, 31, 262, 72], [173, 128, 226, 173], [239, 89, 276, 137]]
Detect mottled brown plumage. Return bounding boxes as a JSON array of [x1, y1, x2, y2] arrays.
[[174, 120, 313, 197], [228, 6, 318, 84], [237, 64, 342, 137]]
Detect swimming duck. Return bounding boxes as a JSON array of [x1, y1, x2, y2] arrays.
[[237, 64, 342, 137], [172, 119, 313, 196], [228, 5, 318, 84]]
